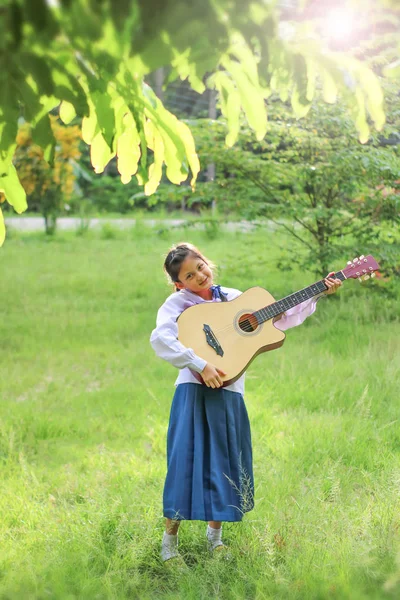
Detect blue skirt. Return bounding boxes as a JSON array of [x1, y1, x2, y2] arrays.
[[163, 383, 254, 522]]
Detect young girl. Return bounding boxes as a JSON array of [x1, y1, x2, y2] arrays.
[[150, 242, 341, 564]]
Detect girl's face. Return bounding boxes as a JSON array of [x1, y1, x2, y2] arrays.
[[175, 255, 213, 295]]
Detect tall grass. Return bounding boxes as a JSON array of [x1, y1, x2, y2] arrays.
[[0, 228, 399, 599]]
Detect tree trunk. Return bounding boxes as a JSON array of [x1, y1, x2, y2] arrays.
[[154, 68, 164, 101], [44, 213, 57, 235]]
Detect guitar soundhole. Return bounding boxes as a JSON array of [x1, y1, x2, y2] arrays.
[[238, 313, 259, 333]]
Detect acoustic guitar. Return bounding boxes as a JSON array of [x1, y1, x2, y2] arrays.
[[177, 255, 380, 387]]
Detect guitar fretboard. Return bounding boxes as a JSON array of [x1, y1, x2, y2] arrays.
[[254, 271, 346, 324]]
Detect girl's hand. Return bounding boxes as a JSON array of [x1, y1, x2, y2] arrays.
[[201, 363, 227, 388], [323, 272, 342, 295]]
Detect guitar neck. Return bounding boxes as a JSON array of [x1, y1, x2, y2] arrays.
[[254, 270, 346, 323]]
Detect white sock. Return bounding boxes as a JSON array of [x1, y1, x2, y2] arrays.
[[161, 531, 179, 562], [206, 525, 223, 550]]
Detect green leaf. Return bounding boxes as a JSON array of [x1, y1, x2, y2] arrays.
[[321, 68, 338, 104], [9, 1, 23, 49], [211, 72, 240, 147], [59, 100, 76, 124], [0, 164, 28, 214], [19, 52, 54, 96], [23, 0, 58, 36], [353, 89, 370, 145], [13, 77, 42, 121], [141, 88, 190, 185], [355, 63, 385, 131], [82, 100, 99, 145], [291, 88, 311, 119], [31, 113, 52, 146], [291, 54, 312, 118], [157, 124, 188, 185], [144, 121, 164, 195], [225, 59, 267, 141], [44, 141, 56, 166], [306, 58, 316, 102], [49, 58, 89, 116], [175, 120, 200, 189], [0, 141, 17, 175], [91, 90, 115, 149], [28, 97, 59, 163], [0, 207, 5, 247], [0, 113, 18, 157]]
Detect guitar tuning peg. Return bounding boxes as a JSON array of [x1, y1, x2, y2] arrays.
[[347, 261, 353, 266], [371, 272, 376, 278], [358, 277, 362, 283], [363, 274, 370, 281], [353, 257, 358, 263], [359, 255, 365, 260]]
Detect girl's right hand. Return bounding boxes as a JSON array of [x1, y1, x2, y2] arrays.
[[201, 363, 227, 388]]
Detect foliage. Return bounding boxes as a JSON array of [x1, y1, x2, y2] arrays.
[[5, 117, 82, 233], [0, 0, 393, 244], [190, 89, 400, 277], [71, 173, 143, 215]]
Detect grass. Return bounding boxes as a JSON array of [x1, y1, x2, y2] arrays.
[[0, 226, 399, 599]]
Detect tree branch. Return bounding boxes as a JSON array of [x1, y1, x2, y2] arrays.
[[268, 217, 315, 251], [293, 215, 318, 237]]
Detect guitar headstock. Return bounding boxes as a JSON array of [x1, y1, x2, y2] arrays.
[[342, 254, 380, 282]]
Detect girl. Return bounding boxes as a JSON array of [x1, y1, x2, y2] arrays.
[[150, 242, 341, 564]]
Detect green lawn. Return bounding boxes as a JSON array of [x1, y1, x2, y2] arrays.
[[1, 226, 399, 599]]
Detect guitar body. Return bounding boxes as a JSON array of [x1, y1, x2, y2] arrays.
[[177, 287, 286, 387]]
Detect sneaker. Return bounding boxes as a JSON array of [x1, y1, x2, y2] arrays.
[[163, 554, 189, 572]]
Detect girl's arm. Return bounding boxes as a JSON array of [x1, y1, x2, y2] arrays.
[[150, 297, 207, 373], [274, 274, 341, 331], [273, 296, 322, 331]]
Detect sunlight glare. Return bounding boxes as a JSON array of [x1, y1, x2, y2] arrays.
[[326, 8, 354, 41]]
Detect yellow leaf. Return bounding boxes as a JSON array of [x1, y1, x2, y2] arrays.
[[117, 126, 141, 184], [91, 132, 115, 174], [0, 164, 28, 213], [59, 101, 77, 125], [322, 69, 337, 104], [82, 100, 99, 145], [145, 124, 164, 195]]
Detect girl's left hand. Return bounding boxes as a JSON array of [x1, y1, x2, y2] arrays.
[[323, 272, 342, 295]]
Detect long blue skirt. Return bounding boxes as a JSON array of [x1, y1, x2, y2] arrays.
[[163, 383, 254, 522]]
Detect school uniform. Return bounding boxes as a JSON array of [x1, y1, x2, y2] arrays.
[[150, 285, 321, 522]]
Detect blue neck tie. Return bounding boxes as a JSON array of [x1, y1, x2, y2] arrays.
[[210, 285, 228, 302]]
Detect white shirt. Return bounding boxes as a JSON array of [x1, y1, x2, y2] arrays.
[[150, 286, 322, 395]]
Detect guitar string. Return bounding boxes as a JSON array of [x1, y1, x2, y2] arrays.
[[210, 280, 332, 335], [211, 299, 309, 335], [213, 307, 290, 335], [210, 299, 304, 335]]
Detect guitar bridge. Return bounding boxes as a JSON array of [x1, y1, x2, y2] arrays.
[[203, 324, 224, 357]]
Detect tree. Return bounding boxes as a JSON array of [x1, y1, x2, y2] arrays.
[[0, 0, 393, 244], [190, 89, 400, 277], [9, 116, 82, 233]]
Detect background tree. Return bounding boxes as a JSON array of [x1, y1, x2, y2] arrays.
[[189, 86, 400, 278], [11, 117, 81, 234]]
